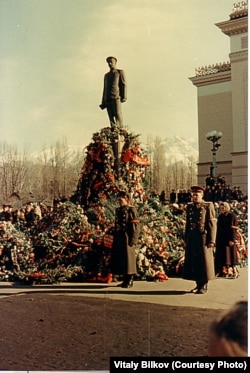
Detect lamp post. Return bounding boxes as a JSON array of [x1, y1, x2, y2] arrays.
[[205, 130, 222, 179]]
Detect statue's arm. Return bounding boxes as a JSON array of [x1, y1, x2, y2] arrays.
[[119, 70, 127, 102]]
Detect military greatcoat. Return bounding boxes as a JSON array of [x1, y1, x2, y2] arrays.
[[110, 205, 140, 275], [183, 201, 217, 283]]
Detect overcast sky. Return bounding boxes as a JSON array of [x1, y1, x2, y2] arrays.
[[0, 0, 234, 152]]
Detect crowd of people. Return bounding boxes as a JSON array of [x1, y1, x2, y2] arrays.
[[204, 174, 246, 202], [161, 174, 247, 206], [0, 201, 51, 229]]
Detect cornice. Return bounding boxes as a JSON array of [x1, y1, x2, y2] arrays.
[[229, 50, 248, 63], [189, 71, 231, 87], [231, 151, 248, 156], [197, 161, 232, 167], [215, 17, 248, 36]]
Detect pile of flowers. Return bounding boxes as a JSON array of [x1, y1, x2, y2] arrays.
[[72, 127, 150, 207], [0, 127, 247, 283], [0, 198, 247, 284], [0, 199, 186, 283]]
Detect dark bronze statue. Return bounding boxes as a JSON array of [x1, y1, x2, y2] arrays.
[[100, 56, 127, 128]]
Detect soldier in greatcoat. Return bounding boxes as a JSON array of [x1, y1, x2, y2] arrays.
[[183, 185, 217, 294], [110, 191, 140, 288]]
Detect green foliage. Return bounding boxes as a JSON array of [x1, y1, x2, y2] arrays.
[[0, 127, 248, 283]]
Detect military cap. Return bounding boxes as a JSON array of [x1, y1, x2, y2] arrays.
[[106, 56, 117, 62], [191, 185, 205, 192]]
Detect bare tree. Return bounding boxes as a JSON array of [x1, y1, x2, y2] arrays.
[[0, 142, 30, 201], [0, 135, 197, 205]]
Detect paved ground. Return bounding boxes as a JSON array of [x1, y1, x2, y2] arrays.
[[0, 266, 248, 309], [0, 268, 248, 371]]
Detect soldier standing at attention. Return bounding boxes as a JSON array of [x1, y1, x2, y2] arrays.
[[110, 191, 140, 288], [183, 185, 217, 294]]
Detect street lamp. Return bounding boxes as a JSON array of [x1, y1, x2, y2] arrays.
[[205, 130, 222, 179]]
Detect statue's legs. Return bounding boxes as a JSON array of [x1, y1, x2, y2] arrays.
[[106, 99, 123, 128]]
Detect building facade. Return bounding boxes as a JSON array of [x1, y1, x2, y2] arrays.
[[189, 2, 248, 195]]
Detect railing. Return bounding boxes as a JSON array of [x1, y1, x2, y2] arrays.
[[195, 62, 231, 76], [230, 1, 248, 19]]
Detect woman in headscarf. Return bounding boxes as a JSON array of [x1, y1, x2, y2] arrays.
[[215, 202, 239, 278]]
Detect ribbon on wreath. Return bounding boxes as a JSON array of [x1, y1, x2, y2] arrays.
[[122, 148, 150, 166]]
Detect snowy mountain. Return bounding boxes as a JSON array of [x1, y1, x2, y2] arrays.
[[29, 136, 198, 166], [163, 136, 198, 164]]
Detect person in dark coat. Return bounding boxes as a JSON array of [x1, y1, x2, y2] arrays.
[[110, 191, 140, 288], [215, 202, 239, 278], [183, 185, 217, 294], [0, 205, 13, 222], [100, 56, 127, 128], [169, 189, 176, 204]]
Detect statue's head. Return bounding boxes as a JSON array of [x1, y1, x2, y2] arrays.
[[106, 56, 117, 63]]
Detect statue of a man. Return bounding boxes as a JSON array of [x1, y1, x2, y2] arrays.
[[100, 56, 127, 128]]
